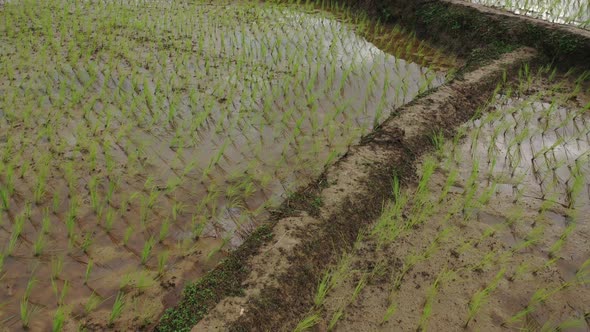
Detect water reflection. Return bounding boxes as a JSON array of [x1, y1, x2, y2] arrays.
[[469, 0, 589, 28]]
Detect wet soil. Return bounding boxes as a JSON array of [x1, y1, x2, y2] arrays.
[[162, 0, 590, 330], [303, 68, 590, 332], [189, 48, 538, 332], [0, 1, 455, 330]]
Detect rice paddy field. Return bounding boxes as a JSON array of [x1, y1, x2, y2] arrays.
[[0, 0, 588, 331], [296, 66, 590, 331], [468, 0, 590, 28], [0, 0, 455, 330]]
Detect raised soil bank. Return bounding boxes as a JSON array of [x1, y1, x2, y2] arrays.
[[176, 48, 538, 331], [0, 1, 458, 330], [301, 68, 590, 331], [157, 1, 590, 331]]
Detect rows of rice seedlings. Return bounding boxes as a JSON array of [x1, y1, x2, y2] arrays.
[[0, 0, 453, 329], [469, 0, 590, 28], [295, 66, 590, 330]]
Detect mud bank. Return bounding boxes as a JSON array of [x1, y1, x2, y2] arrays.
[[0, 2, 452, 330], [307, 63, 590, 332], [156, 0, 590, 330], [155, 48, 537, 332]]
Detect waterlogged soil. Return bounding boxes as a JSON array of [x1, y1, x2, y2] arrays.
[[467, 0, 590, 28], [308, 73, 590, 331], [187, 48, 537, 332], [0, 0, 455, 330]]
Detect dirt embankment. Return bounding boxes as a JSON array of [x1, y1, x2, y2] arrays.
[[309, 71, 590, 332], [156, 1, 590, 331], [188, 48, 537, 331]]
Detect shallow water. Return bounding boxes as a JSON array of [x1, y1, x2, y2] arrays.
[[444, 77, 590, 298], [298, 70, 590, 331], [469, 0, 590, 28], [428, 77, 590, 328], [0, 1, 450, 329], [461, 96, 590, 218]]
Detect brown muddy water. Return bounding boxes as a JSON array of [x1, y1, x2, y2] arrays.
[[0, 0, 453, 329]]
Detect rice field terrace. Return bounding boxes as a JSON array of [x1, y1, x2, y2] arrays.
[[467, 0, 590, 28], [0, 0, 589, 331], [0, 0, 456, 330], [296, 65, 590, 331]]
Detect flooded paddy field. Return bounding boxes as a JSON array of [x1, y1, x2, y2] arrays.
[[296, 67, 590, 331], [0, 0, 456, 330], [467, 0, 589, 28]]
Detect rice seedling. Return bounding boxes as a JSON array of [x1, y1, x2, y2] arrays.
[[48, 259, 63, 284], [328, 307, 345, 331], [540, 318, 587, 332], [0, 188, 9, 211], [429, 130, 446, 159], [157, 251, 169, 276], [7, 214, 25, 255], [85, 293, 102, 314], [464, 267, 506, 327], [140, 236, 156, 265], [123, 226, 134, 246], [32, 232, 46, 257], [65, 198, 78, 239], [84, 260, 93, 285], [381, 302, 398, 324], [159, 218, 171, 243], [52, 306, 66, 332], [507, 284, 569, 325], [89, 176, 101, 215], [109, 292, 125, 327], [41, 209, 52, 234], [104, 207, 116, 232], [0, 253, 5, 274], [137, 270, 157, 290], [20, 297, 37, 329], [418, 270, 452, 331], [293, 312, 320, 332], [54, 280, 69, 307], [314, 271, 333, 307], [351, 273, 368, 302], [575, 258, 590, 283]]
